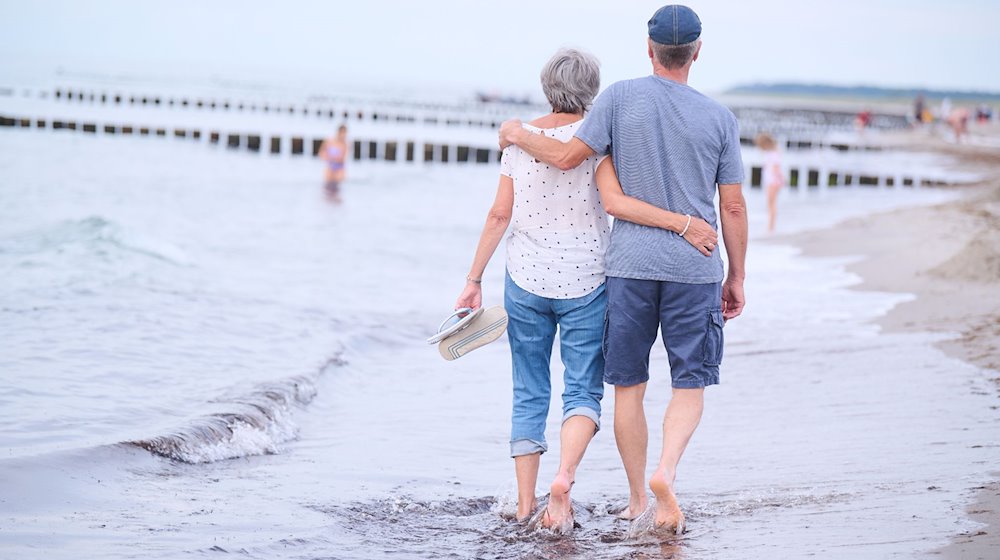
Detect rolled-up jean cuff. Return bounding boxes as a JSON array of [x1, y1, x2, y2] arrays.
[[562, 406, 601, 433], [510, 438, 547, 458]]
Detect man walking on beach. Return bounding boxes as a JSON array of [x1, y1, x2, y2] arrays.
[[499, 5, 747, 534]]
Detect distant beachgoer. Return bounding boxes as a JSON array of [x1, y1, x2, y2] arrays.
[[976, 104, 991, 124], [946, 107, 970, 143], [939, 97, 953, 123], [319, 125, 348, 198], [913, 95, 926, 127], [500, 4, 748, 535], [854, 109, 872, 133], [454, 47, 712, 534], [921, 106, 934, 125], [756, 133, 785, 233]]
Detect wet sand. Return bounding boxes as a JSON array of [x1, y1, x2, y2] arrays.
[[781, 141, 1000, 558]]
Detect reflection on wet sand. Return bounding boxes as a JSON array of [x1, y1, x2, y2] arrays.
[[308, 490, 855, 559], [324, 180, 343, 205]]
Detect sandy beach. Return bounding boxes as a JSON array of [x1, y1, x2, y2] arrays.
[[782, 139, 1000, 559]]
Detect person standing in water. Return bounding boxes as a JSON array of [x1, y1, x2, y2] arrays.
[[319, 125, 348, 199], [755, 133, 785, 233]]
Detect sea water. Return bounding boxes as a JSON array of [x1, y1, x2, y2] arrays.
[[1, 114, 997, 559]]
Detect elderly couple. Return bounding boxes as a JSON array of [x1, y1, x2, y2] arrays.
[[455, 5, 747, 534]]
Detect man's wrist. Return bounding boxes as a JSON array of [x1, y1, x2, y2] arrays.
[[508, 126, 527, 146], [726, 271, 746, 281]]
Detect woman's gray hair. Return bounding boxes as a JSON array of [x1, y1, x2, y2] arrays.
[[650, 39, 700, 70], [540, 48, 601, 114]]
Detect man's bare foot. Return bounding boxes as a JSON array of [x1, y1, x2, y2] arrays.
[[515, 498, 537, 522], [540, 473, 574, 533], [649, 471, 685, 534]]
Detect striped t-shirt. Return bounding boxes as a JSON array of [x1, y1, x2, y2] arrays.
[[576, 75, 744, 284]]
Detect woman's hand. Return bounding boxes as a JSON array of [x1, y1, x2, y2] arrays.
[[454, 282, 483, 311], [682, 217, 719, 256]]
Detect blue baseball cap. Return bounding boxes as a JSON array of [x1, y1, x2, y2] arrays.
[[648, 5, 702, 45]]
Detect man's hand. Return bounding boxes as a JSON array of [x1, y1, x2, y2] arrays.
[[454, 282, 483, 311], [721, 276, 745, 321], [682, 217, 718, 256], [499, 119, 523, 149]]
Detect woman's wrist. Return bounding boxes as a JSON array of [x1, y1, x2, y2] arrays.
[[678, 214, 692, 237], [466, 276, 482, 285]]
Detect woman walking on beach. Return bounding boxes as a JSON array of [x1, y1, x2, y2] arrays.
[[453, 48, 609, 533]]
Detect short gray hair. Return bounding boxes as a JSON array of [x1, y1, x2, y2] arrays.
[[540, 48, 601, 114], [650, 39, 700, 70]]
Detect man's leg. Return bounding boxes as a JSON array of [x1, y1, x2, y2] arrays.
[[603, 277, 661, 519], [652, 281, 724, 532], [544, 286, 606, 529], [649, 387, 704, 532], [614, 382, 648, 519]]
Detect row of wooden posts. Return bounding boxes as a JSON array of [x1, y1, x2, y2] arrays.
[[0, 114, 502, 164], [46, 88, 507, 129], [747, 165, 945, 189], [42, 88, 912, 140], [1, 113, 948, 187], [13, 87, 915, 154]]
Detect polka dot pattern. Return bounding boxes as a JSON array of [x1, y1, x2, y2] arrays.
[[500, 120, 611, 299]]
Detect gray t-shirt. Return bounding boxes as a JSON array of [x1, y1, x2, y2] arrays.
[[576, 75, 744, 284]]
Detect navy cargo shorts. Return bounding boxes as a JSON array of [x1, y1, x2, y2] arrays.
[[603, 276, 724, 388]]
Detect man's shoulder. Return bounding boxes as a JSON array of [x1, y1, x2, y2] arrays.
[[662, 82, 727, 113], [606, 76, 655, 96], [702, 97, 737, 122]]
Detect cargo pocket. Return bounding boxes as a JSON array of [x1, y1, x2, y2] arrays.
[[703, 309, 725, 366]]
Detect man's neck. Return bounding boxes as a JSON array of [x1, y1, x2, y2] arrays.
[[652, 64, 690, 86]]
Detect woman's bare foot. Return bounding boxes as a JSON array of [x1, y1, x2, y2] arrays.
[[516, 498, 537, 522], [541, 472, 574, 533], [648, 471, 685, 534], [616, 494, 649, 520], [618, 495, 649, 521]]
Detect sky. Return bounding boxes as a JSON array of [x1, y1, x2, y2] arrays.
[[2, 0, 999, 97]]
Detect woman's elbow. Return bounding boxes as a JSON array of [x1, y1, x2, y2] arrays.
[[487, 211, 511, 229]]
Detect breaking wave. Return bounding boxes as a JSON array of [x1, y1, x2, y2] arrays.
[[0, 215, 190, 265], [129, 355, 344, 464]]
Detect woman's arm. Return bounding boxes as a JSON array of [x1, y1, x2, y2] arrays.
[[454, 175, 515, 310], [318, 140, 330, 161], [595, 158, 719, 256]]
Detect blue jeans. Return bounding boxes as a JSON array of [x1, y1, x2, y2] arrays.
[[504, 273, 606, 457]]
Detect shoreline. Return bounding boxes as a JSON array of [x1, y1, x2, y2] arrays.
[[771, 158, 1000, 557]]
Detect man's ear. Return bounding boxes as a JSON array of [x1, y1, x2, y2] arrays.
[[647, 38, 655, 61], [692, 40, 702, 62]]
